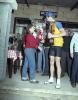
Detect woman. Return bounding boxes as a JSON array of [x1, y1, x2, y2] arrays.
[[22, 24, 40, 83]]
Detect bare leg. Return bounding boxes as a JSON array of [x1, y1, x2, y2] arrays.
[[48, 56, 55, 83], [55, 57, 61, 88]]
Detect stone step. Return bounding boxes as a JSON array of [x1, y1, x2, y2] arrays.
[[0, 86, 78, 100]]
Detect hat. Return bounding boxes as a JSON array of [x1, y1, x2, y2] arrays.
[[45, 11, 54, 17]]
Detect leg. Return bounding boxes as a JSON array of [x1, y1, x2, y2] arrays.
[[27, 48, 36, 80], [61, 51, 66, 77], [7, 58, 13, 78], [22, 49, 28, 80], [55, 57, 61, 79], [42, 47, 46, 74], [67, 52, 72, 78], [49, 56, 55, 78], [48, 46, 55, 83], [55, 46, 62, 88], [55, 57, 61, 88], [14, 59, 17, 74], [37, 50, 43, 72], [43, 47, 49, 75], [71, 53, 78, 87]]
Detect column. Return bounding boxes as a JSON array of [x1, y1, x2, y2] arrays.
[[0, 1, 17, 80]]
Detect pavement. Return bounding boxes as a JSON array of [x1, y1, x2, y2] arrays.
[[0, 71, 78, 100]]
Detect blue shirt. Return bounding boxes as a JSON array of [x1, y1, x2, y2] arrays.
[[70, 32, 78, 53], [55, 22, 63, 29]]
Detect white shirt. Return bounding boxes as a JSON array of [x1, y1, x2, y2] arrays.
[[70, 32, 78, 54]]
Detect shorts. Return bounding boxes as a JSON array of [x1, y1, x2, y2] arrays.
[[49, 46, 62, 57]]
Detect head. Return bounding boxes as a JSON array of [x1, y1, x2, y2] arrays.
[[9, 45, 14, 50], [65, 29, 75, 36], [35, 23, 43, 33], [45, 11, 55, 23], [27, 24, 35, 34]]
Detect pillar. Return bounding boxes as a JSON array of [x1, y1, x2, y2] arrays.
[[0, 1, 17, 80]]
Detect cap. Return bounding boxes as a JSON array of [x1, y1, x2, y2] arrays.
[[45, 11, 54, 17]]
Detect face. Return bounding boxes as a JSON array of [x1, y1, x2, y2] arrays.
[[65, 29, 74, 36], [29, 26, 35, 33], [46, 16, 55, 22]]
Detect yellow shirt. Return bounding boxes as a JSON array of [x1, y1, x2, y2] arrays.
[[51, 23, 64, 47]]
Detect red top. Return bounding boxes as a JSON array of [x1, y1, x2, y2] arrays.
[[23, 33, 39, 48]]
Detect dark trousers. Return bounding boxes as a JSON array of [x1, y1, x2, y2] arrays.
[[61, 50, 72, 77], [71, 52, 78, 83], [43, 47, 50, 75], [14, 57, 20, 74], [7, 58, 13, 78]]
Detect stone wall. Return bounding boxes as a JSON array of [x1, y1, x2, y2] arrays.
[[11, 4, 78, 33]]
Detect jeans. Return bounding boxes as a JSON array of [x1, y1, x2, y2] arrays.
[[37, 47, 45, 73], [71, 52, 78, 83], [22, 48, 36, 80]]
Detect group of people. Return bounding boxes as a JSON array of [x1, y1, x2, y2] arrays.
[[7, 11, 78, 89]]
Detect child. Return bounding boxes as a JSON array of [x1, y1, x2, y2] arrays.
[[7, 46, 17, 78]]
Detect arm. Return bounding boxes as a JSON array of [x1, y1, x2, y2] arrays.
[[53, 28, 66, 37], [48, 22, 66, 38], [70, 34, 76, 58], [48, 28, 66, 38], [23, 35, 26, 48]]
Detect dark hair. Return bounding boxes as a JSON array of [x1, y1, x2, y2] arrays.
[[27, 24, 33, 33]]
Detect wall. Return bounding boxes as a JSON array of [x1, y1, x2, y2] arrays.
[[11, 4, 78, 33]]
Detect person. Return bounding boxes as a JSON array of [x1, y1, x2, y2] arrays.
[[61, 29, 72, 77], [22, 24, 40, 83], [70, 30, 78, 88], [35, 23, 46, 74], [7, 46, 17, 78], [45, 11, 66, 89]]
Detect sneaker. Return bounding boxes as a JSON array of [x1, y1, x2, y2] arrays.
[[30, 79, 39, 83], [44, 77, 54, 84], [55, 79, 61, 89], [48, 77, 54, 83], [21, 77, 28, 81]]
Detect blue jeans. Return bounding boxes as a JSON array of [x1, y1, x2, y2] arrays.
[[37, 47, 45, 73], [22, 48, 36, 80]]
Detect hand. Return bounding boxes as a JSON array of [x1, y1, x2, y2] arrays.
[[40, 39, 45, 43], [49, 39, 53, 44], [33, 32, 37, 38], [48, 33, 53, 39], [23, 44, 25, 48], [70, 53, 73, 58], [38, 46, 42, 51]]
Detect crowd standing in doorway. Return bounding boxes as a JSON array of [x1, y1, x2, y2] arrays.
[[7, 11, 78, 89]]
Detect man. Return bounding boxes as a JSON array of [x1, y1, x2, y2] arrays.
[[45, 11, 66, 88], [61, 29, 72, 77], [70, 30, 78, 88]]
